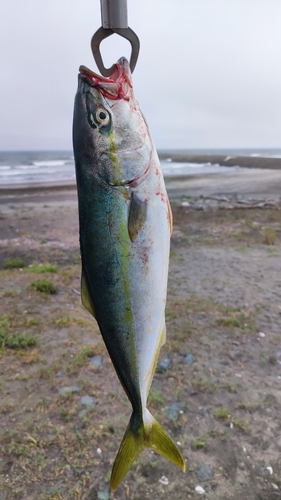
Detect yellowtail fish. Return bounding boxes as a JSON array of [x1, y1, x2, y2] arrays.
[[72, 57, 185, 491]]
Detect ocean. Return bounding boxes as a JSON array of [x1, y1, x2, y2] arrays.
[[0, 149, 281, 186]]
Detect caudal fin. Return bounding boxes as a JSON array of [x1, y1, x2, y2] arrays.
[[110, 409, 185, 492]]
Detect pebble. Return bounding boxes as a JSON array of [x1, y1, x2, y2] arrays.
[[195, 485, 206, 494], [74, 467, 85, 476], [159, 475, 169, 485], [266, 466, 273, 475], [183, 353, 194, 365], [90, 355, 104, 369], [198, 408, 205, 417], [80, 395, 96, 407], [78, 409, 87, 418], [259, 332, 266, 337], [55, 371, 64, 378], [166, 402, 184, 421], [272, 484, 279, 490], [228, 351, 242, 361], [157, 358, 171, 372], [97, 481, 110, 500], [58, 386, 79, 395], [196, 463, 213, 482]]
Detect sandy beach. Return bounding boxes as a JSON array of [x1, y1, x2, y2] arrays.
[[0, 159, 281, 499]]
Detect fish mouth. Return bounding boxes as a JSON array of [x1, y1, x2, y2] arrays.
[[79, 57, 132, 100]]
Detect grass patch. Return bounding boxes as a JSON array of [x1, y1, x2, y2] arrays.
[[233, 418, 249, 431], [65, 345, 97, 374], [31, 279, 57, 294], [262, 227, 277, 245], [0, 400, 15, 414], [0, 331, 38, 350], [236, 401, 260, 412], [268, 355, 277, 364], [3, 258, 25, 269], [26, 263, 57, 273], [0, 314, 38, 351], [216, 316, 241, 328], [55, 316, 88, 327], [214, 407, 232, 419], [3, 289, 16, 298], [191, 437, 208, 450], [192, 377, 217, 393], [147, 388, 165, 408], [26, 317, 41, 327]]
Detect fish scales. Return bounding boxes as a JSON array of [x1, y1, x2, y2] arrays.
[[73, 57, 185, 491]]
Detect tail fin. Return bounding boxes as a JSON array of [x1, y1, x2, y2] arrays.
[[110, 409, 185, 492]]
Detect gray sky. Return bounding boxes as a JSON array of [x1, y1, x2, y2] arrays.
[[1, 0, 281, 150]]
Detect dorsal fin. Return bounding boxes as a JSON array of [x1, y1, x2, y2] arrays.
[[128, 191, 147, 242]]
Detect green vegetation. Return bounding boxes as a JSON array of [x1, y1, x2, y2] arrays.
[[0, 331, 38, 350], [147, 388, 165, 407], [236, 401, 260, 412], [216, 316, 241, 328], [191, 437, 208, 450], [55, 316, 88, 327], [214, 407, 232, 419], [26, 263, 57, 273], [0, 400, 15, 414], [3, 289, 16, 297], [3, 258, 25, 269], [192, 377, 217, 393], [26, 317, 41, 327], [0, 314, 38, 352], [268, 355, 277, 364], [65, 345, 97, 374], [31, 279, 57, 294], [262, 227, 277, 245], [233, 418, 249, 431]]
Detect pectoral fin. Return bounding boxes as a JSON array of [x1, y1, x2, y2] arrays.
[[128, 191, 147, 242], [81, 269, 96, 319]]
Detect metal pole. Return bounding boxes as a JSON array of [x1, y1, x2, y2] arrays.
[[100, 0, 128, 29]]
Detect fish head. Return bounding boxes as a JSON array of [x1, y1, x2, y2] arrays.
[[73, 57, 152, 187]]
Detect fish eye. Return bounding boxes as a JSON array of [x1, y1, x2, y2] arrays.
[[95, 108, 110, 126]]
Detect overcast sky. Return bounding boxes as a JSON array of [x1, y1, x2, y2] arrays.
[[1, 0, 281, 150]]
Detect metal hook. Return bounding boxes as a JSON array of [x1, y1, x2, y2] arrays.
[[91, 26, 140, 77]]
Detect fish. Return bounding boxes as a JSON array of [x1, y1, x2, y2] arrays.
[[72, 57, 185, 491]]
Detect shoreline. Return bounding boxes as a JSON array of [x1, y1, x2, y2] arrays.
[[0, 155, 281, 205], [1, 155, 281, 195], [158, 152, 281, 170]]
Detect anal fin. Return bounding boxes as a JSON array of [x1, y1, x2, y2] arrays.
[[81, 269, 96, 319], [167, 198, 173, 235]]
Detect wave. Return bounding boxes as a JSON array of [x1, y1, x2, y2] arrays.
[[250, 153, 281, 158], [32, 160, 69, 167]]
